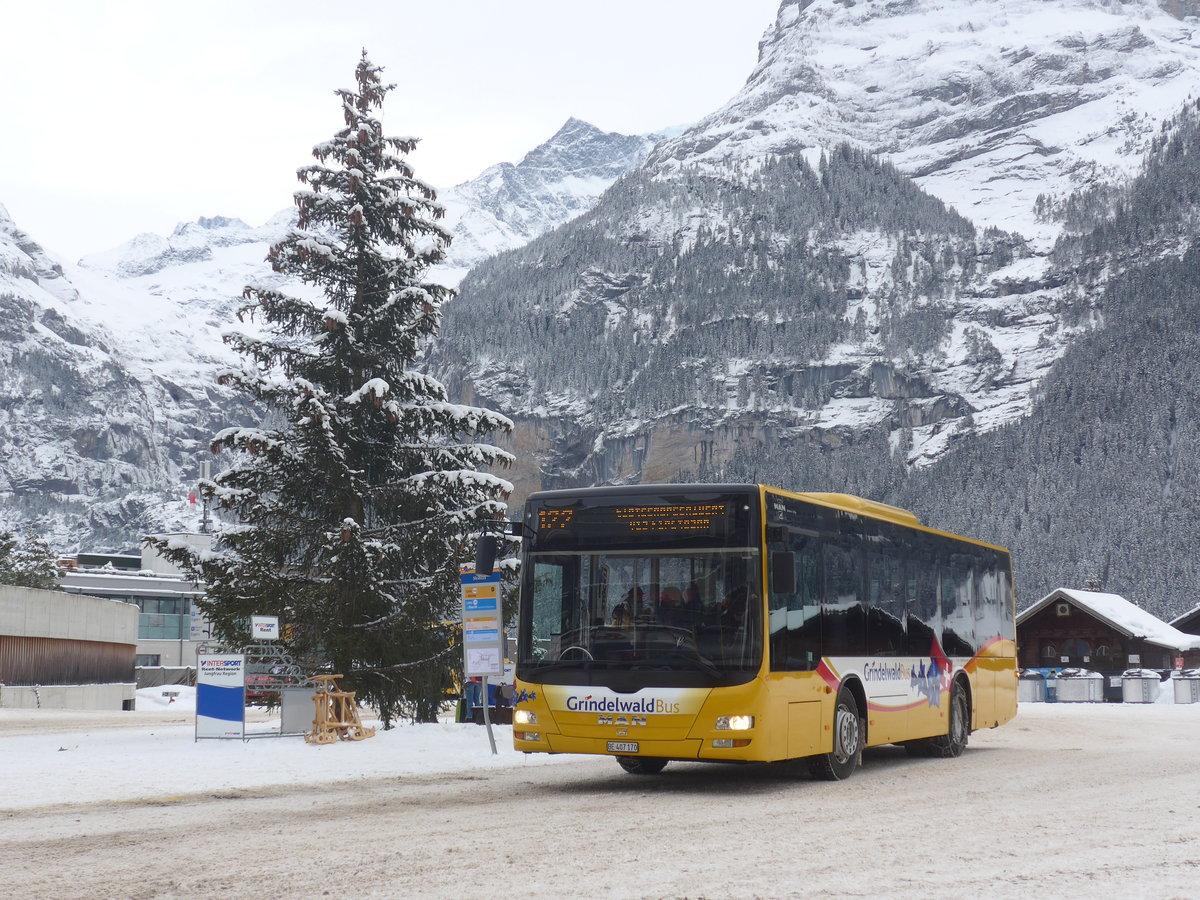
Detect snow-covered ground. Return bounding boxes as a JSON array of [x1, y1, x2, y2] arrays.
[[0, 683, 1193, 813], [2, 690, 1199, 899], [0, 686, 569, 812]]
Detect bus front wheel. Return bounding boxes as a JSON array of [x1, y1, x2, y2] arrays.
[[809, 686, 863, 781], [616, 756, 668, 775]]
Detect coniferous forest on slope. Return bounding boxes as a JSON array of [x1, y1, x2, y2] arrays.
[[890, 100, 1200, 620], [432, 145, 1003, 421], [891, 251, 1200, 617], [745, 102, 1200, 620]]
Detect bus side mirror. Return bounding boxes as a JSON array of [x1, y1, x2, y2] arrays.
[[474, 535, 499, 576], [770, 551, 795, 595]]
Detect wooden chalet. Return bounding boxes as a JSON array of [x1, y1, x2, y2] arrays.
[[1017, 588, 1200, 676]]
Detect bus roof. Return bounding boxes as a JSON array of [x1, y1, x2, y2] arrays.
[[521, 483, 1008, 554], [523, 484, 917, 525]]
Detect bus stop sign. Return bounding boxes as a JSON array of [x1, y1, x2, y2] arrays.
[[461, 568, 503, 677]]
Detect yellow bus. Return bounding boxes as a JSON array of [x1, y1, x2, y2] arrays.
[[498, 483, 1017, 779]]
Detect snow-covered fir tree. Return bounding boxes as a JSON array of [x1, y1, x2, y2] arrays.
[[0, 531, 60, 590], [148, 52, 514, 726]]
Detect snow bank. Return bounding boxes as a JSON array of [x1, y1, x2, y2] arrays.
[[0, 687, 572, 811]]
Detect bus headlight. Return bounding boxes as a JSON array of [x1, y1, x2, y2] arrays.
[[515, 731, 541, 742], [715, 715, 754, 731], [513, 709, 538, 725]]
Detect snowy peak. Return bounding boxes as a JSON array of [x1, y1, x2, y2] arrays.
[[437, 118, 656, 281], [652, 0, 1200, 240], [517, 117, 656, 178], [79, 211, 294, 278]]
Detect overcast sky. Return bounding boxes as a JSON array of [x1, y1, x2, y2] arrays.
[[0, 1, 781, 262]]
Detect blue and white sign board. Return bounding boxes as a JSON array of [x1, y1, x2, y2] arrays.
[[461, 567, 504, 677], [196, 654, 246, 740]]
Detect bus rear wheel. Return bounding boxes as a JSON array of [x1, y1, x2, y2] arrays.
[[616, 756, 668, 775], [903, 681, 970, 758], [809, 686, 863, 781], [926, 682, 970, 758]]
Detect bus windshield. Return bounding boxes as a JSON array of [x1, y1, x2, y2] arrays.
[[521, 549, 762, 686]]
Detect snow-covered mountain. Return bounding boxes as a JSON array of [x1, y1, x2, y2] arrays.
[[0, 119, 651, 549], [436, 118, 656, 284], [9, 0, 1200, 621], [428, 0, 1200, 616], [654, 0, 1200, 245], [0, 204, 262, 546], [436, 0, 1200, 481]]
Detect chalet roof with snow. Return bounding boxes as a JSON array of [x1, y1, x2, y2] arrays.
[[1170, 603, 1200, 635], [1018, 589, 1200, 652]]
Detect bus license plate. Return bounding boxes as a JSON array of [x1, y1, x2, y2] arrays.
[[607, 741, 639, 753]]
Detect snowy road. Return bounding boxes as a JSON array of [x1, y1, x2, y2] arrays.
[[2, 703, 1198, 899]]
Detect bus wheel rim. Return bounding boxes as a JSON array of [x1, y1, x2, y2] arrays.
[[834, 706, 859, 763]]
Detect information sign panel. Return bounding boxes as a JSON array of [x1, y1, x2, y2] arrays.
[[250, 616, 280, 640], [196, 654, 246, 740], [461, 568, 504, 677]]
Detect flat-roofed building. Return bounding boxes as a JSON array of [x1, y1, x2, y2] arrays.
[[0, 584, 138, 710], [60, 534, 212, 670]]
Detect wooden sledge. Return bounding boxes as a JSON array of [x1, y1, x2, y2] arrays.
[[305, 674, 376, 744]]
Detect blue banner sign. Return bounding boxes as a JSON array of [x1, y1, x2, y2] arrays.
[[196, 654, 246, 740]]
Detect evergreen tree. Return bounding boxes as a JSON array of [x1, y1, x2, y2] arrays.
[[0, 531, 60, 590], [148, 52, 514, 726]]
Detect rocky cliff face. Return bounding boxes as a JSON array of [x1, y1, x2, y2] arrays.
[[0, 206, 282, 549], [432, 0, 1200, 509], [0, 207, 189, 546], [434, 144, 1062, 505]]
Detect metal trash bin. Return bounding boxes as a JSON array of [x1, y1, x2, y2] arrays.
[[1018, 671, 1045, 703], [1056, 669, 1104, 702], [1172, 670, 1200, 705], [1121, 670, 1161, 704]]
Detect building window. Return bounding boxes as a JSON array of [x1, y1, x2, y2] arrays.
[[138, 613, 191, 640], [1041, 643, 1057, 658], [1055, 602, 1071, 617], [135, 654, 162, 667]]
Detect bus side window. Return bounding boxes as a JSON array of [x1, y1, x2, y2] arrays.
[[976, 555, 1012, 643], [866, 542, 905, 657], [769, 532, 821, 671], [823, 538, 867, 658], [906, 536, 940, 657], [940, 553, 978, 657]]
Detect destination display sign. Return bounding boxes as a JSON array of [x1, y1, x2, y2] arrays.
[[538, 503, 728, 536], [529, 492, 754, 551]]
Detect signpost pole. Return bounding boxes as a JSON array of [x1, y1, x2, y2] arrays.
[[481, 675, 497, 755]]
